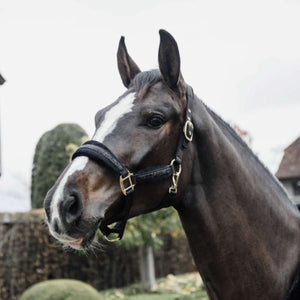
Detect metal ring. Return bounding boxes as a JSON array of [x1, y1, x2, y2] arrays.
[[170, 159, 182, 175], [183, 120, 194, 142], [169, 159, 182, 194]]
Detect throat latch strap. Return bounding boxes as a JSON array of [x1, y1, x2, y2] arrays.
[[72, 85, 194, 241]]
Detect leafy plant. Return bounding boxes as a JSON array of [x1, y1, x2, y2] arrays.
[[120, 207, 184, 249], [115, 207, 184, 291], [31, 123, 88, 209]]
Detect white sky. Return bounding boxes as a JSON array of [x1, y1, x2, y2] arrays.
[[0, 0, 300, 211]]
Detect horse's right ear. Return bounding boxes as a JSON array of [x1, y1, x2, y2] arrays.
[[117, 36, 141, 88], [158, 29, 185, 97]]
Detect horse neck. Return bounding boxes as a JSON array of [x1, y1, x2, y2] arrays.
[[177, 96, 300, 299]]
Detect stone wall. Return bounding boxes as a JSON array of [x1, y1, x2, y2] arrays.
[[0, 210, 195, 300]]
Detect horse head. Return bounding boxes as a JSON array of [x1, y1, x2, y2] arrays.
[[44, 30, 194, 249]]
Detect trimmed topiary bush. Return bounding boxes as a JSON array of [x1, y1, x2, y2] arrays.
[[31, 123, 88, 209], [20, 279, 102, 300]]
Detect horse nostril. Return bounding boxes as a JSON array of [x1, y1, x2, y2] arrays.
[[62, 192, 83, 226], [68, 196, 79, 215]]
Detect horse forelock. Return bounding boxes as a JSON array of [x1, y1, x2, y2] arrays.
[[131, 69, 162, 99]]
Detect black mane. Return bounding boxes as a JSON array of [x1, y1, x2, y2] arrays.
[[132, 69, 161, 93], [204, 102, 289, 198]]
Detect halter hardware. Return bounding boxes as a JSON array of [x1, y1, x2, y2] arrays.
[[169, 159, 182, 194], [183, 119, 194, 142], [72, 85, 194, 242], [120, 171, 135, 196]]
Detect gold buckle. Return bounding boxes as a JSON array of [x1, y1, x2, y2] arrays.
[[183, 120, 194, 142], [120, 171, 135, 196], [169, 159, 182, 194]]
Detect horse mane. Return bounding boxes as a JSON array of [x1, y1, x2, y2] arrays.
[[203, 102, 290, 199]]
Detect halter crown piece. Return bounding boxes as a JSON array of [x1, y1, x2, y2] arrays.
[[72, 85, 194, 241]]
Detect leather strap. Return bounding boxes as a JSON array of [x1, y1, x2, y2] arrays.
[[73, 140, 128, 177], [73, 141, 175, 185], [174, 85, 194, 163], [99, 193, 134, 240]]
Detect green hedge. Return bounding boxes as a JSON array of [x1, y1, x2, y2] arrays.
[[20, 279, 102, 300], [31, 123, 88, 209]]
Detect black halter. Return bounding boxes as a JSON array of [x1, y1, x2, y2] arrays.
[[72, 85, 194, 241]]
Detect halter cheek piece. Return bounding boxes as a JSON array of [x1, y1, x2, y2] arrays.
[[72, 85, 194, 241]]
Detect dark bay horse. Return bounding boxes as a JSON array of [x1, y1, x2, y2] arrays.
[[44, 30, 300, 299]]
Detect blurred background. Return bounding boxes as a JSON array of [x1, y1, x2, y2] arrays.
[[0, 0, 299, 299]]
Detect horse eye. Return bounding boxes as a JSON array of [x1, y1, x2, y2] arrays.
[[147, 114, 166, 129]]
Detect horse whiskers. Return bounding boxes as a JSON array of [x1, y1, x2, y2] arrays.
[[91, 239, 105, 252], [82, 247, 89, 257], [50, 231, 103, 257], [53, 240, 72, 252], [88, 244, 97, 257]]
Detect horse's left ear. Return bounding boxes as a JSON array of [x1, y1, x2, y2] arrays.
[[158, 29, 185, 97], [117, 36, 141, 88]]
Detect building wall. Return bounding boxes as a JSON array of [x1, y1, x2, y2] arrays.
[[281, 181, 300, 204]]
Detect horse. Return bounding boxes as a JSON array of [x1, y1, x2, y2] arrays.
[[44, 30, 300, 299]]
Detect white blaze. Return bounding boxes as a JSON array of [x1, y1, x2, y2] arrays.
[[93, 92, 135, 142], [50, 92, 136, 223], [51, 156, 89, 220]]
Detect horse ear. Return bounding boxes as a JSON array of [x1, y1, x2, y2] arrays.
[[117, 36, 141, 88], [158, 29, 185, 96], [0, 74, 5, 85]]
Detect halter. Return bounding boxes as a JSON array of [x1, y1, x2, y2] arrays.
[[72, 85, 194, 241]]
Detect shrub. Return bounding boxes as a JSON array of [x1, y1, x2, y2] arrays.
[[31, 123, 88, 209], [20, 279, 102, 300]]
